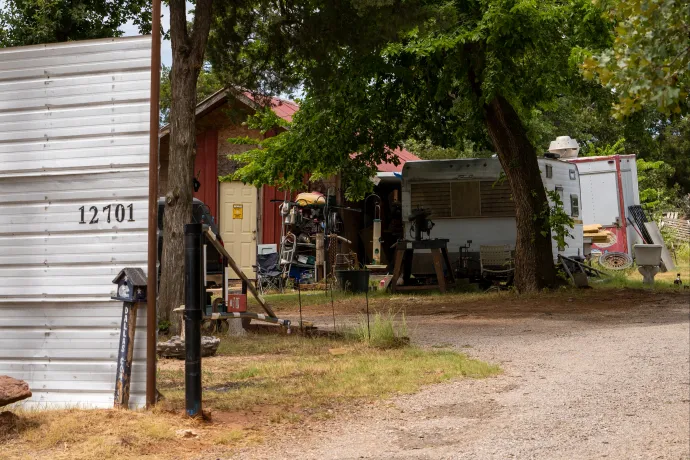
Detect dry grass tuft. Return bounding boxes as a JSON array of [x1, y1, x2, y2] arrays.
[[0, 407, 259, 460]]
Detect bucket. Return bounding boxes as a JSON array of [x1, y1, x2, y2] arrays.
[[335, 269, 370, 293]]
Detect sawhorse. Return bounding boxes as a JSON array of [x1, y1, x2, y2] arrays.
[[389, 239, 455, 292]]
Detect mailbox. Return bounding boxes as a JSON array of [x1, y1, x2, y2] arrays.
[[111, 268, 148, 302]]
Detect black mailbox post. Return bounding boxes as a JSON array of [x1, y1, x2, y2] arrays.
[[111, 267, 147, 409]]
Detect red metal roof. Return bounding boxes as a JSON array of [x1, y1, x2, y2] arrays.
[[376, 147, 421, 173], [269, 98, 299, 123], [243, 92, 299, 122]]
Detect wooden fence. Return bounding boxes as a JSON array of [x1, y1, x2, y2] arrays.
[[661, 218, 690, 241]]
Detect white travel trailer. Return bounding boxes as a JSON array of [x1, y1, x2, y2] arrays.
[[401, 157, 584, 273], [566, 155, 642, 255]]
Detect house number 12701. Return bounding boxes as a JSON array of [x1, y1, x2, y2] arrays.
[[79, 204, 134, 224]]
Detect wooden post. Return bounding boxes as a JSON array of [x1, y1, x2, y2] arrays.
[[441, 247, 456, 283], [114, 301, 138, 409], [146, 0, 162, 409], [431, 249, 446, 292], [316, 233, 325, 282], [389, 248, 405, 292]]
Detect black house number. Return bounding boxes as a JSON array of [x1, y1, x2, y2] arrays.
[[79, 204, 134, 224]]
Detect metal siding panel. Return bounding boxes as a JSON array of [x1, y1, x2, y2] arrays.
[[0, 170, 149, 203], [0, 37, 151, 408]]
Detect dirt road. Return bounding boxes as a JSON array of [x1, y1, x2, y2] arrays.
[[231, 292, 689, 459]]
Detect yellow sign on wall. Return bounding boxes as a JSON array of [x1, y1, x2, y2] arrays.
[[232, 204, 243, 219]]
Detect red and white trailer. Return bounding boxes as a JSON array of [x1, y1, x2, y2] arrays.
[[566, 154, 643, 255]]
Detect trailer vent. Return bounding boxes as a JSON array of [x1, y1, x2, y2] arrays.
[[411, 181, 515, 218], [411, 182, 451, 217], [479, 181, 516, 217]]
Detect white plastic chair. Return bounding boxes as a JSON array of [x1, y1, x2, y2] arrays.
[[479, 245, 515, 278]]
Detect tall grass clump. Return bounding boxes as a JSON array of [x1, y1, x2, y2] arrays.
[[349, 309, 409, 349]]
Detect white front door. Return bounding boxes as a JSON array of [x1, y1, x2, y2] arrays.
[[219, 181, 258, 279]]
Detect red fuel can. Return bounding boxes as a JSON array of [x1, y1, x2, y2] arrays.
[[227, 294, 247, 312]]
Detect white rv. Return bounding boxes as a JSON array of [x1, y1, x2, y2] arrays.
[[566, 155, 642, 255], [401, 157, 584, 273]]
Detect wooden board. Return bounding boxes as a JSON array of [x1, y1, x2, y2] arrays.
[[584, 224, 603, 232], [450, 181, 481, 217]]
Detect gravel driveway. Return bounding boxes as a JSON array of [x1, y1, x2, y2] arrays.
[[231, 293, 690, 459]]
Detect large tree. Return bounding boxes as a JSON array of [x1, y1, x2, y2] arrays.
[[211, 0, 610, 292], [0, 0, 151, 45], [158, 0, 215, 328]]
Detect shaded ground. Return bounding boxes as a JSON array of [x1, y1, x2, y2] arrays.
[[230, 289, 690, 459]]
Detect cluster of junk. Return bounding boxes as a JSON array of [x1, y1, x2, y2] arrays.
[[255, 136, 678, 294]]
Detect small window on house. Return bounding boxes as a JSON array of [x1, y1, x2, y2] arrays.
[[546, 164, 553, 178], [569, 169, 576, 180], [570, 194, 579, 217]]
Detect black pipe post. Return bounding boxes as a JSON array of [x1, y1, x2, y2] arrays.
[[184, 223, 203, 417]]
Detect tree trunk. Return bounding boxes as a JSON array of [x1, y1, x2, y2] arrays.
[[483, 95, 557, 292], [158, 0, 214, 333]]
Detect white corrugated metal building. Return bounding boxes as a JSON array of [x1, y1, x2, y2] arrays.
[[0, 36, 151, 408]]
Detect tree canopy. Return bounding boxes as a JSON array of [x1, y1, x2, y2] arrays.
[[209, 0, 613, 292], [221, 0, 609, 195], [0, 0, 151, 46], [581, 0, 690, 117]]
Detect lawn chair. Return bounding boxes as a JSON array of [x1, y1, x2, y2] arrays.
[[256, 252, 284, 294], [479, 245, 515, 290]]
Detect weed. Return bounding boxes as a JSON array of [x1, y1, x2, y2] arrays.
[[348, 309, 409, 349], [213, 429, 245, 445]]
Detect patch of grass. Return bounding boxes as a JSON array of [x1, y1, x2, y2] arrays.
[[595, 263, 690, 290], [216, 334, 342, 356], [158, 334, 499, 416], [212, 429, 245, 446], [348, 309, 409, 349]]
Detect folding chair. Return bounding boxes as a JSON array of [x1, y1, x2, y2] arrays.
[[479, 245, 515, 290], [256, 252, 284, 294]]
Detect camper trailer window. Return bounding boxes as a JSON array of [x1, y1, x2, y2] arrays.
[[546, 164, 553, 178], [570, 194, 579, 217], [569, 169, 576, 180]]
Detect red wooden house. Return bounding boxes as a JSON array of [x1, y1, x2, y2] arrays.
[[159, 89, 419, 278]]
